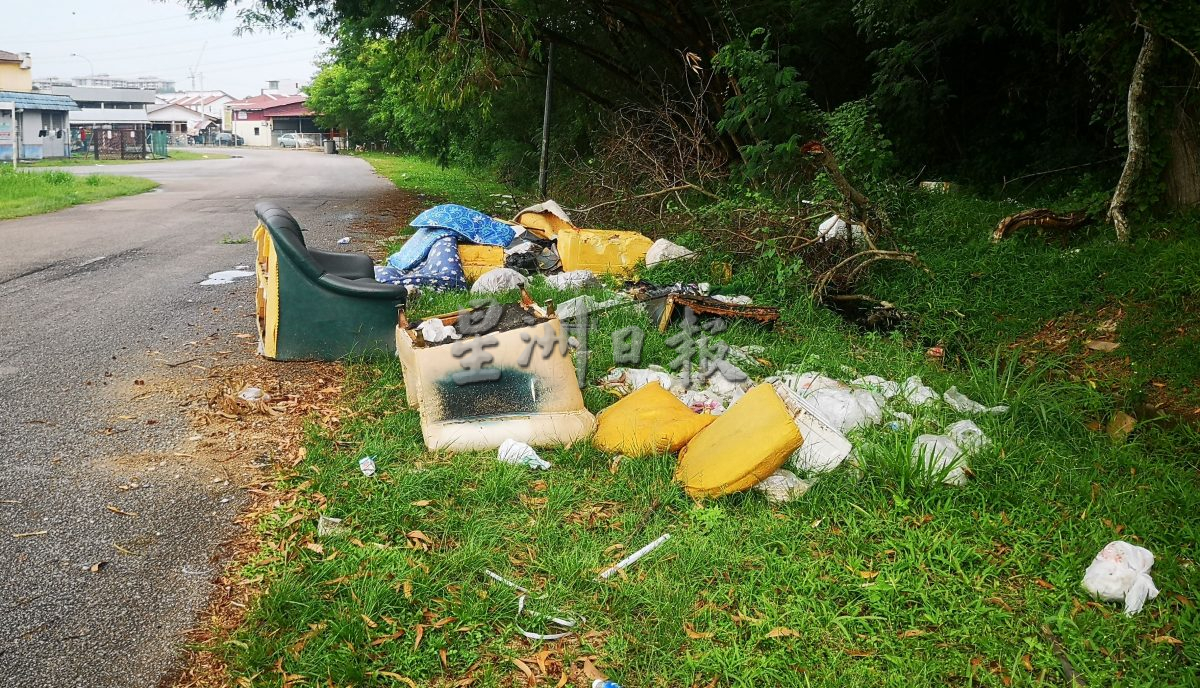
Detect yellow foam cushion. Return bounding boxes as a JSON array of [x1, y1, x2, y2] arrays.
[[457, 244, 506, 282], [556, 227, 653, 275], [675, 384, 803, 498], [593, 382, 716, 456], [515, 210, 576, 240]]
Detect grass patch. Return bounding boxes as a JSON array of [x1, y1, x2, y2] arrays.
[[221, 233, 252, 245], [28, 149, 230, 166], [0, 168, 158, 220], [218, 272, 1199, 686], [356, 152, 519, 214]]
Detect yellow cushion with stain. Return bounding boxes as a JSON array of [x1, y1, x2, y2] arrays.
[[593, 382, 716, 456], [675, 384, 803, 498], [515, 210, 576, 240]]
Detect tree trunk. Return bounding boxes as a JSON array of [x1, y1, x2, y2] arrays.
[[1107, 28, 1161, 243], [1164, 102, 1200, 208]]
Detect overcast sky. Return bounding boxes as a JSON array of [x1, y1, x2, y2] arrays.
[[0, 0, 327, 98]]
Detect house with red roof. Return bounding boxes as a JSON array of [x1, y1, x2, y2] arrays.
[[224, 93, 318, 147]]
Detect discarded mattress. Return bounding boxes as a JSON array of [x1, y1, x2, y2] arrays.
[[675, 384, 803, 498], [593, 382, 716, 456]]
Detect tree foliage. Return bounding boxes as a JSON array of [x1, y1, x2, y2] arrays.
[[190, 0, 1200, 211]]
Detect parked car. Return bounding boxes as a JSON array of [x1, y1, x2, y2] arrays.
[[214, 133, 244, 146], [278, 133, 314, 148]]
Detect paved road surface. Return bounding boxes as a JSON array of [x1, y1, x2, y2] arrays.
[[0, 149, 396, 687]]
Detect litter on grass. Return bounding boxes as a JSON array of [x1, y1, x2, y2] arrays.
[[471, 267, 527, 294], [598, 533, 672, 580], [317, 514, 346, 536], [944, 386, 1009, 414], [200, 269, 254, 285], [753, 469, 811, 503], [911, 434, 972, 486], [645, 238, 696, 267], [545, 270, 599, 290], [358, 455, 377, 477], [1082, 541, 1159, 616], [497, 439, 551, 470], [484, 569, 585, 640]]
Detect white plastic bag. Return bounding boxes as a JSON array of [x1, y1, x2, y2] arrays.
[[945, 419, 991, 453], [710, 294, 753, 305], [943, 386, 1010, 414], [851, 375, 900, 400], [416, 317, 461, 343], [471, 268, 527, 294], [545, 270, 599, 290], [645, 238, 696, 267], [817, 215, 867, 243], [773, 383, 854, 474], [902, 376, 939, 406], [753, 469, 811, 503], [1082, 541, 1159, 616], [910, 434, 970, 486], [497, 439, 551, 470]]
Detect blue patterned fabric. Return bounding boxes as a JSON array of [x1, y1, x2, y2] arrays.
[[409, 204, 515, 247], [374, 235, 467, 292], [387, 227, 455, 271]]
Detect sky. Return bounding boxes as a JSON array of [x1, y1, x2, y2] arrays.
[[0, 0, 328, 98]]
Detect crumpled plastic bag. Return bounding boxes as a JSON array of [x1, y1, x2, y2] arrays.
[[943, 386, 1010, 415], [711, 294, 753, 305], [645, 238, 696, 267], [770, 371, 846, 396], [753, 469, 811, 503], [818, 215, 867, 243], [497, 439, 551, 469], [852, 375, 901, 400], [773, 383, 855, 474], [910, 434, 971, 486], [471, 267, 527, 294], [416, 318, 461, 343], [902, 375, 939, 406], [945, 419, 991, 453], [1082, 540, 1159, 616], [545, 270, 599, 290]]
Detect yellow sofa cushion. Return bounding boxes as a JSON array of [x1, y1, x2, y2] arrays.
[[675, 384, 803, 498], [593, 382, 716, 456]]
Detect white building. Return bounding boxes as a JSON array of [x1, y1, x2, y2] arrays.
[[159, 90, 235, 122]]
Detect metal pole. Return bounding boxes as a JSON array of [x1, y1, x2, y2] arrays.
[[537, 41, 554, 199], [13, 109, 19, 169]]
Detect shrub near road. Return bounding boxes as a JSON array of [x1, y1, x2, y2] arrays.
[[0, 167, 158, 220]]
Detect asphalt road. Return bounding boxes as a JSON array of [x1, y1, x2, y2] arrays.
[[0, 148, 396, 687]]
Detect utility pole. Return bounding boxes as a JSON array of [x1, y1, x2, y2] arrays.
[[537, 41, 554, 199]]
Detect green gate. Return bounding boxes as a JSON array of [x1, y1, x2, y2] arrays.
[[150, 130, 168, 159]]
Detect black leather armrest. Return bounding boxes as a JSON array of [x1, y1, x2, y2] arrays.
[[308, 248, 375, 279], [317, 273, 410, 300]]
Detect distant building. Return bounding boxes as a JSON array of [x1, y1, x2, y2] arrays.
[[158, 90, 235, 123], [261, 79, 302, 96], [0, 90, 79, 160], [147, 102, 219, 140], [70, 74, 175, 92], [0, 50, 33, 92], [226, 93, 316, 147]]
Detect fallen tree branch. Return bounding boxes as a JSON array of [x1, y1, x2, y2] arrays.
[[810, 249, 930, 300], [800, 141, 893, 235], [570, 182, 718, 215], [992, 208, 1090, 243]]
